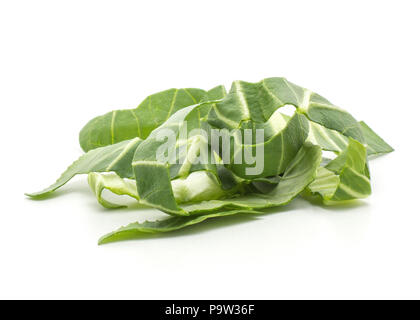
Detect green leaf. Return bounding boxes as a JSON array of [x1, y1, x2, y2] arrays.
[[98, 208, 260, 245], [307, 138, 371, 203], [207, 77, 364, 142], [306, 119, 393, 157], [306, 118, 349, 153], [79, 88, 207, 152], [26, 138, 142, 198], [359, 121, 394, 156], [228, 111, 309, 179]]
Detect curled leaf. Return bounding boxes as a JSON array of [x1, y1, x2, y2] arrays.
[[307, 138, 371, 203]]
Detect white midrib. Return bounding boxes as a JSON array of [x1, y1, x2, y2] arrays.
[[111, 110, 117, 144], [178, 136, 206, 177], [106, 138, 140, 171], [339, 183, 368, 198], [166, 89, 179, 119], [301, 89, 312, 111]]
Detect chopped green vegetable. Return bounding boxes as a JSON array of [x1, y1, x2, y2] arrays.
[[26, 77, 393, 244], [307, 138, 371, 203]]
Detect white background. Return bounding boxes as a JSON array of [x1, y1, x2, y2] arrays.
[[1, 0, 419, 299]]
